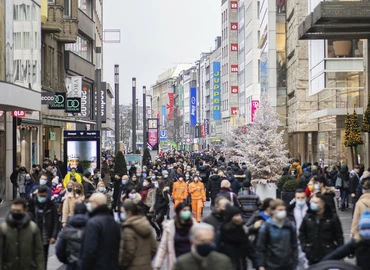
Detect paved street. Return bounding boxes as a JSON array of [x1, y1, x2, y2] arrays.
[[0, 200, 353, 269]]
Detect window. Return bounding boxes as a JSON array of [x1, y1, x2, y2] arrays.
[[64, 0, 71, 17], [79, 0, 92, 17], [65, 35, 93, 61], [23, 32, 30, 49], [326, 39, 363, 58], [48, 0, 55, 3]]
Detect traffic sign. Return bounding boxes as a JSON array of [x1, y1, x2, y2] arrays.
[[160, 130, 167, 141]]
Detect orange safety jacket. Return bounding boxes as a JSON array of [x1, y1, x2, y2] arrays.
[[188, 181, 206, 201], [172, 180, 188, 200]]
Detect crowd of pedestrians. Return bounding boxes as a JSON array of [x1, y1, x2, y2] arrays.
[[1, 153, 370, 270]]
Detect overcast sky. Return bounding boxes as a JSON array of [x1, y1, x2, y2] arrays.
[[103, 0, 221, 105]]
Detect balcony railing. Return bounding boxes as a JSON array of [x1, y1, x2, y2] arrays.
[[57, 18, 78, 43], [318, 88, 364, 111], [42, 4, 63, 33]]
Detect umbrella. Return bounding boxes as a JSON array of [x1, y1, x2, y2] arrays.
[[308, 261, 361, 270]]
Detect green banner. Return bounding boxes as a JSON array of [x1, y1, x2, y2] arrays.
[[178, 84, 183, 109]]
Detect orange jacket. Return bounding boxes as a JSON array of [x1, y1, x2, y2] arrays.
[[189, 181, 206, 201], [172, 180, 188, 200]]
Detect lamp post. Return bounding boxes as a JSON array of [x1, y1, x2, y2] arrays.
[[114, 64, 120, 154], [132, 78, 136, 153], [96, 47, 102, 132], [143, 86, 147, 150]]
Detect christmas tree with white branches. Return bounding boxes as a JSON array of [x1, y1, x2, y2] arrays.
[[225, 92, 289, 184]]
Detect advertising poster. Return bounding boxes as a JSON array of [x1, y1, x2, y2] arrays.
[[190, 87, 197, 125], [148, 130, 158, 148], [251, 100, 260, 122], [125, 154, 142, 170], [213, 62, 221, 120], [66, 140, 97, 175]]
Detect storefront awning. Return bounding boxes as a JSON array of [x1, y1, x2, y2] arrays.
[[43, 116, 97, 126], [0, 81, 41, 111], [298, 1, 370, 40], [308, 108, 364, 120]]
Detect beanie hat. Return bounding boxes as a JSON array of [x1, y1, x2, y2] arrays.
[[359, 210, 370, 230], [224, 205, 241, 222], [177, 174, 184, 180], [243, 180, 251, 188], [220, 179, 231, 189], [74, 203, 87, 214], [52, 177, 59, 185], [162, 170, 169, 176]]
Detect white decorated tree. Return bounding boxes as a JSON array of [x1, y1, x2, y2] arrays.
[[225, 92, 289, 184]]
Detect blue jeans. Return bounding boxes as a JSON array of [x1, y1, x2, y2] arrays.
[[341, 189, 348, 209]]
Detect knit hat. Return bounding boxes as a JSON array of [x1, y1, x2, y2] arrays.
[[177, 174, 184, 180], [243, 180, 251, 188], [224, 205, 241, 222], [162, 170, 169, 176], [74, 203, 87, 214], [359, 210, 370, 230], [52, 177, 59, 185], [220, 179, 231, 189]]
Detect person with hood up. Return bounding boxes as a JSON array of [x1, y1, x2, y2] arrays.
[[298, 168, 312, 189], [216, 180, 242, 210], [218, 206, 257, 270], [323, 209, 370, 270], [119, 200, 157, 270], [237, 180, 261, 222], [207, 168, 222, 206], [172, 174, 189, 210], [141, 177, 161, 239], [299, 194, 344, 265], [234, 169, 247, 184], [189, 175, 206, 222], [25, 173, 36, 199], [56, 203, 89, 270], [336, 165, 351, 211], [351, 180, 370, 237], [316, 176, 337, 213], [154, 203, 195, 270], [0, 198, 45, 270], [203, 196, 231, 231]]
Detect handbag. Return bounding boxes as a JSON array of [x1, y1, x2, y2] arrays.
[[335, 176, 342, 188]]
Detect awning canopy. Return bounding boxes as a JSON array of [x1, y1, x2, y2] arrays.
[[299, 1, 370, 40], [0, 81, 41, 111]]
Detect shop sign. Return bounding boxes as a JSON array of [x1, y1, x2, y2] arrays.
[[231, 65, 239, 73], [213, 62, 221, 120], [65, 97, 81, 113], [41, 92, 55, 104], [12, 111, 25, 118], [231, 86, 239, 94], [231, 22, 238, 31], [231, 107, 239, 115], [231, 1, 238, 9], [49, 132, 56, 141], [49, 92, 66, 110]]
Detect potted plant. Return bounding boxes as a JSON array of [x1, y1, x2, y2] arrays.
[[333, 41, 352, 57], [281, 179, 298, 206], [276, 175, 296, 199]]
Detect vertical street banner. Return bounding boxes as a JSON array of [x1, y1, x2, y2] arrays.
[[251, 100, 260, 122], [92, 82, 107, 123], [167, 90, 174, 120], [184, 122, 190, 135], [213, 62, 221, 120], [80, 85, 91, 119], [148, 130, 158, 148], [190, 87, 197, 125], [161, 105, 166, 128], [178, 84, 183, 109], [66, 76, 82, 98], [204, 119, 209, 135]]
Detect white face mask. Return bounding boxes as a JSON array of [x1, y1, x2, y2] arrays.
[[129, 193, 137, 199], [143, 182, 148, 187], [276, 210, 287, 220], [314, 184, 320, 190], [194, 178, 199, 182]]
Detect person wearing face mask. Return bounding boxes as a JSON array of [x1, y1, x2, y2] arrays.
[[154, 180, 170, 239], [80, 193, 120, 270], [131, 174, 142, 193], [172, 174, 189, 210], [16, 167, 27, 198], [287, 189, 309, 270], [112, 173, 122, 211], [172, 223, 233, 270], [154, 203, 195, 270], [218, 206, 257, 270], [25, 173, 36, 199], [0, 198, 45, 270], [141, 178, 161, 239], [315, 176, 337, 214], [299, 194, 344, 265], [119, 200, 157, 270], [28, 186, 59, 268], [96, 182, 112, 210], [189, 175, 206, 222], [51, 177, 63, 201], [256, 199, 298, 270], [118, 175, 136, 203], [185, 172, 192, 184], [30, 174, 53, 199], [203, 197, 231, 231], [125, 188, 142, 204], [62, 182, 85, 228], [323, 209, 370, 270], [351, 180, 370, 237], [63, 168, 82, 188]]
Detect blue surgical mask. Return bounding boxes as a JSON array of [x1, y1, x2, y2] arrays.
[[181, 210, 192, 220], [154, 183, 159, 189], [121, 180, 126, 185], [136, 173, 141, 177], [40, 179, 47, 185], [97, 174, 101, 178], [296, 200, 306, 208], [37, 196, 47, 204], [142, 173, 147, 178], [99, 187, 105, 193], [310, 202, 319, 212], [120, 213, 126, 222], [25, 177, 31, 181], [360, 230, 370, 240]]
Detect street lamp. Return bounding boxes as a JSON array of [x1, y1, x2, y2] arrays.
[[132, 78, 136, 153], [143, 86, 147, 150], [96, 47, 102, 132], [114, 64, 119, 154]]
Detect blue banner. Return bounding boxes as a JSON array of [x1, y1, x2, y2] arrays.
[[161, 105, 166, 128], [213, 62, 221, 120], [190, 87, 197, 125]]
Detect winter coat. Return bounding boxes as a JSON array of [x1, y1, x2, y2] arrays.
[[28, 197, 59, 240], [351, 193, 370, 235], [119, 215, 157, 270], [216, 189, 242, 210], [237, 189, 261, 222], [256, 219, 298, 270], [0, 213, 45, 270], [142, 187, 156, 212], [322, 238, 370, 270], [287, 202, 309, 229], [172, 181, 188, 201], [80, 205, 120, 270], [234, 174, 246, 183], [228, 177, 241, 194], [172, 251, 233, 270], [154, 219, 177, 270], [299, 207, 344, 264], [242, 166, 252, 182], [207, 174, 221, 201], [25, 181, 36, 198], [290, 162, 303, 180], [82, 177, 96, 197], [30, 185, 52, 199], [154, 187, 170, 213], [56, 214, 89, 270], [298, 171, 312, 189], [350, 170, 360, 195], [203, 211, 224, 232], [198, 165, 210, 184], [17, 172, 27, 193], [62, 193, 85, 224], [329, 170, 338, 186], [338, 168, 350, 191], [321, 188, 337, 214]]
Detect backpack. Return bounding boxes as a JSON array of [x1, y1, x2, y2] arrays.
[[63, 226, 85, 264]]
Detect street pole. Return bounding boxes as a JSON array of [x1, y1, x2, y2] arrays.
[[114, 64, 120, 154], [96, 47, 102, 132], [132, 78, 136, 153], [143, 86, 147, 151]]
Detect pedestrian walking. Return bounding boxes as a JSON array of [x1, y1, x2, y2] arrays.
[[336, 165, 351, 211], [28, 185, 59, 269], [256, 199, 298, 270], [80, 193, 120, 270], [207, 168, 222, 206], [203, 196, 231, 231], [189, 175, 206, 222], [56, 203, 88, 270], [154, 179, 170, 237], [172, 223, 233, 270], [96, 181, 113, 210], [10, 166, 20, 199], [238, 180, 261, 222], [62, 182, 85, 228], [172, 174, 188, 210], [141, 177, 161, 239], [216, 180, 242, 209], [351, 179, 370, 237], [299, 194, 344, 265], [118, 200, 157, 270], [0, 198, 45, 270]]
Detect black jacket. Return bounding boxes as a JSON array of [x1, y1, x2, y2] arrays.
[[82, 177, 96, 197], [207, 174, 221, 201], [299, 206, 344, 264], [80, 205, 120, 270], [216, 189, 242, 210], [203, 211, 224, 232], [228, 177, 241, 194], [198, 165, 210, 184], [28, 197, 59, 240], [298, 171, 312, 189], [350, 171, 360, 195], [56, 214, 89, 270], [322, 239, 370, 270], [154, 187, 170, 213]]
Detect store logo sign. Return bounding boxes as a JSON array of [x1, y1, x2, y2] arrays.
[[49, 92, 66, 110], [65, 97, 81, 113], [231, 107, 239, 115], [231, 22, 238, 30], [13, 111, 25, 118], [230, 1, 238, 9], [231, 65, 239, 73], [230, 44, 238, 52], [41, 92, 55, 104], [231, 86, 239, 94]]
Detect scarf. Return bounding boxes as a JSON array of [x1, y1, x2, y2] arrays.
[[141, 184, 153, 201]]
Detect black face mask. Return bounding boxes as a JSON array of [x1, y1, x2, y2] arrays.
[[196, 243, 216, 257], [67, 188, 73, 193], [12, 212, 25, 221], [75, 189, 81, 195]]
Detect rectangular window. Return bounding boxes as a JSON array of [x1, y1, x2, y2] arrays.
[[64, 0, 71, 17], [79, 0, 92, 17], [65, 35, 92, 61], [48, 0, 55, 3]]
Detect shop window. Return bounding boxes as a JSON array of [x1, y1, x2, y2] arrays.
[[65, 35, 92, 61], [326, 39, 363, 58]]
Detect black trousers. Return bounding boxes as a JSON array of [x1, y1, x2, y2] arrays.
[[44, 244, 49, 269], [144, 205, 161, 236]]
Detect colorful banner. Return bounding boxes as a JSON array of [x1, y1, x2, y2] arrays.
[[148, 130, 158, 147], [167, 92, 174, 120], [190, 87, 197, 125], [204, 119, 209, 135], [251, 100, 260, 122], [201, 124, 205, 137], [178, 84, 183, 109], [161, 105, 166, 128], [213, 62, 221, 120]]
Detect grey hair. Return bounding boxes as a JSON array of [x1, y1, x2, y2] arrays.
[[190, 223, 215, 242]]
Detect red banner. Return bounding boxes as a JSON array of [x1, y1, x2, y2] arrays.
[[231, 22, 238, 31], [231, 65, 238, 73], [230, 1, 238, 9], [231, 107, 239, 115], [201, 124, 206, 137], [230, 44, 238, 52], [231, 86, 239, 94], [167, 92, 174, 120]]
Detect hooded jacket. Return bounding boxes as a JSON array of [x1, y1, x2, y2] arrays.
[[228, 177, 241, 194], [207, 174, 221, 201], [154, 187, 170, 213], [298, 170, 312, 189], [0, 213, 44, 270], [119, 215, 157, 270], [351, 193, 370, 235], [82, 177, 96, 197]]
